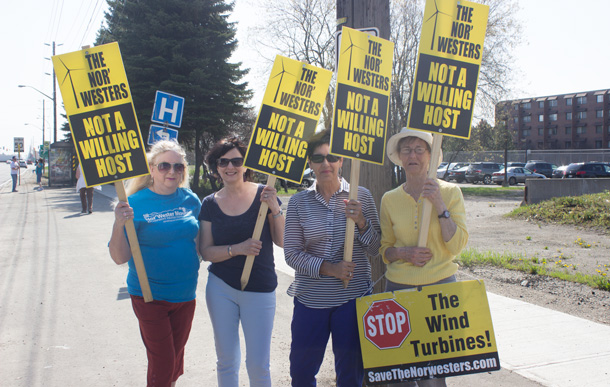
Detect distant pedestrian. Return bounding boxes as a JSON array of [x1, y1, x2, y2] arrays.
[[10, 156, 19, 192], [35, 158, 44, 190], [75, 165, 94, 214]]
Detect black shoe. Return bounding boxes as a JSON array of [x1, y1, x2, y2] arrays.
[[88, 210, 93, 214], [12, 190, 18, 192], [81, 210, 87, 214]]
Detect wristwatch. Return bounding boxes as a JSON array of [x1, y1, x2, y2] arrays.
[[438, 210, 451, 219]]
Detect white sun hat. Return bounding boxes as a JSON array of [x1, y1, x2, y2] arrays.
[[386, 127, 436, 166]]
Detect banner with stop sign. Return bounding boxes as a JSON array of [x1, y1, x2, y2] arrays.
[[356, 280, 500, 385]]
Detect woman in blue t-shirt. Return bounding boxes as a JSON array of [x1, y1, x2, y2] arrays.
[[109, 140, 202, 387], [199, 137, 284, 387]]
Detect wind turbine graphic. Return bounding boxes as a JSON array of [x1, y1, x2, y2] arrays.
[[56, 57, 85, 109], [426, 0, 452, 51], [341, 31, 366, 81], [271, 58, 296, 103]]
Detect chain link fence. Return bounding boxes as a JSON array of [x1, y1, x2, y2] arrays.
[[443, 149, 610, 166]]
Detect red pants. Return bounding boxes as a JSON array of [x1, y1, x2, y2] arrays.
[[131, 296, 196, 387]]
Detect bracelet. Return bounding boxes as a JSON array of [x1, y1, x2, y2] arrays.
[[227, 245, 233, 257], [357, 221, 370, 232], [272, 209, 284, 219]]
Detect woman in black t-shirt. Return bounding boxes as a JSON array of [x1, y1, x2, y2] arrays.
[[199, 137, 284, 387]]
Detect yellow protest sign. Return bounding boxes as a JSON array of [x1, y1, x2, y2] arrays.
[[331, 27, 394, 165], [356, 280, 500, 385], [244, 55, 332, 184], [52, 42, 149, 186], [407, 0, 489, 139]]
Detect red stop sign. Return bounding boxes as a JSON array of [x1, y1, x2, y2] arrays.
[[363, 299, 411, 349]]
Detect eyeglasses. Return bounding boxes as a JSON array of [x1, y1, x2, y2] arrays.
[[217, 157, 244, 168], [309, 154, 340, 163], [155, 162, 185, 173], [399, 147, 428, 155]]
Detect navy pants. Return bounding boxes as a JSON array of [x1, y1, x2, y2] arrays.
[[289, 298, 363, 387]]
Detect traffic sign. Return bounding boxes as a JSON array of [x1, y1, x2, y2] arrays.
[[151, 91, 185, 128], [363, 299, 411, 350], [14, 137, 24, 153], [148, 124, 179, 145]]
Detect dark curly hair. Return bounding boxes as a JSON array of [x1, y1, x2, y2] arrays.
[[205, 137, 252, 182]]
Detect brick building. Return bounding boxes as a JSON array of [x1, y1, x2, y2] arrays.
[[496, 89, 610, 150]]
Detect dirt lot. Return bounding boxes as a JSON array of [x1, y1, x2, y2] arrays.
[[460, 192, 610, 325]]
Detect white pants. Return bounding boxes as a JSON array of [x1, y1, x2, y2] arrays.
[[206, 272, 276, 387]]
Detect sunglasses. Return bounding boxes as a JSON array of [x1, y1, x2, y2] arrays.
[[217, 157, 244, 168], [399, 147, 427, 155], [155, 162, 185, 173], [309, 154, 340, 164]]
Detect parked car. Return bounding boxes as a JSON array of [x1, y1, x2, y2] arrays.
[[563, 162, 610, 178], [436, 162, 470, 181], [448, 165, 470, 183], [465, 162, 503, 185], [524, 161, 556, 178], [552, 165, 569, 179], [285, 168, 315, 188], [492, 167, 546, 185], [506, 162, 526, 168], [19, 159, 27, 168]]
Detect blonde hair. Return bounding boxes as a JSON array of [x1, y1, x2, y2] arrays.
[[124, 140, 190, 197]]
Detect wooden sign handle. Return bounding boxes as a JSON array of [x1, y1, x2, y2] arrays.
[[417, 134, 443, 247], [240, 175, 277, 290], [115, 182, 153, 302], [342, 159, 361, 288]]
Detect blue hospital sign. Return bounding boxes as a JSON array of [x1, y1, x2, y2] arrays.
[[148, 125, 179, 145], [151, 91, 185, 128]]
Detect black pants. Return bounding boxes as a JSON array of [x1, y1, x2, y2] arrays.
[[79, 187, 94, 212]]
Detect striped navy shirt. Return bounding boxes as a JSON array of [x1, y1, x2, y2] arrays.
[[284, 178, 381, 308]]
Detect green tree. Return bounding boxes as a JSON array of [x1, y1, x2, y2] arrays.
[[96, 0, 252, 193]]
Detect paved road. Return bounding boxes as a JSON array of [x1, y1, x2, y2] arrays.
[[3, 171, 606, 386]]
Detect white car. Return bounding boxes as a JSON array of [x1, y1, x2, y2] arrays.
[[437, 162, 470, 180]]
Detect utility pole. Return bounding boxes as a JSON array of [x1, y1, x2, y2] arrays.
[[336, 0, 391, 295], [45, 41, 60, 142]]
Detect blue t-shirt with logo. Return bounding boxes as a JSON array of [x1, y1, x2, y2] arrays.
[[126, 187, 202, 302]]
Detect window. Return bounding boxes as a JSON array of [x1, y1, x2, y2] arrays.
[[549, 113, 558, 121], [523, 115, 531, 123], [566, 112, 572, 120], [565, 141, 572, 148], [597, 110, 604, 118], [548, 128, 557, 135], [576, 111, 587, 119], [576, 126, 586, 134], [538, 101, 544, 108], [597, 95, 604, 103], [549, 99, 557, 107], [566, 98, 573, 106], [538, 114, 544, 122], [513, 116, 519, 124], [596, 125, 603, 134], [538, 128, 544, 136], [565, 126, 572, 134], [522, 129, 530, 136], [522, 102, 531, 109], [576, 96, 587, 104], [595, 140, 602, 148], [513, 104, 518, 110]]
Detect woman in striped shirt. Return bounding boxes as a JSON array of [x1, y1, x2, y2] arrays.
[[284, 129, 381, 386]]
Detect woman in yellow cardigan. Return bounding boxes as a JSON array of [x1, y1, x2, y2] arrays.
[[379, 128, 469, 385]]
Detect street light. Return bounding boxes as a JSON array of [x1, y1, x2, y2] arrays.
[[18, 84, 57, 143]]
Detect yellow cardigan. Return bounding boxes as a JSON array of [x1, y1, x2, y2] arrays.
[[379, 180, 469, 285]]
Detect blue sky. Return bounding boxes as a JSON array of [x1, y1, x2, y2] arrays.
[[2, 0, 609, 155]]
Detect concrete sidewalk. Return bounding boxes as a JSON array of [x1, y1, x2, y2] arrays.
[[99, 182, 610, 386], [1, 176, 606, 386]]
